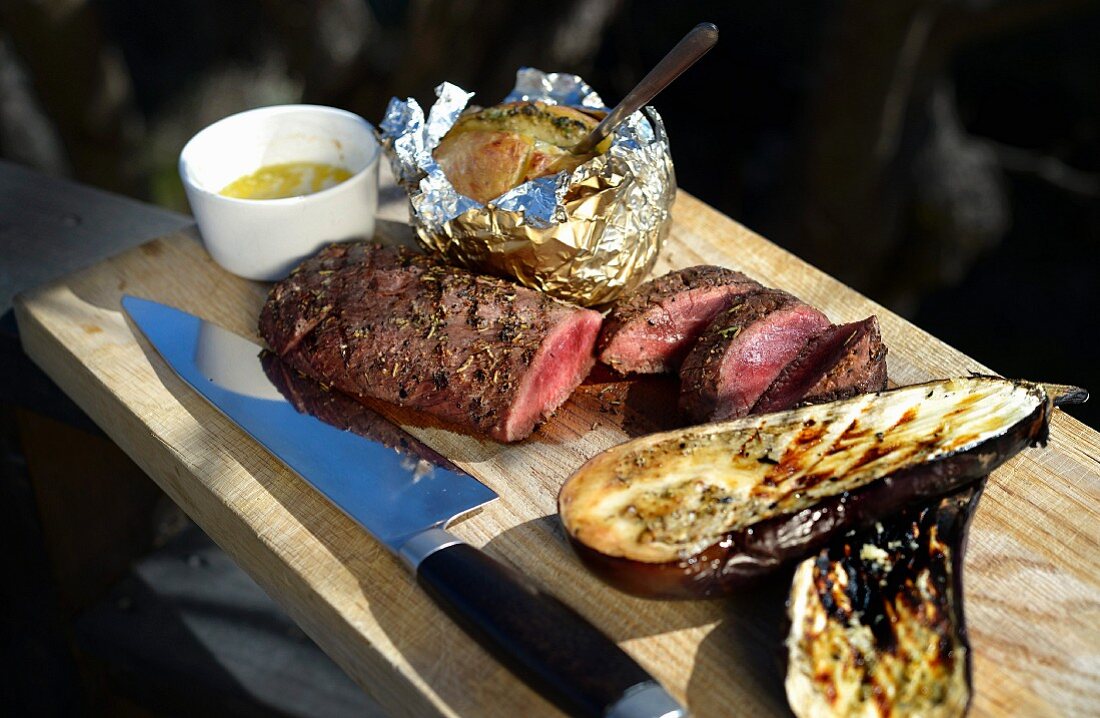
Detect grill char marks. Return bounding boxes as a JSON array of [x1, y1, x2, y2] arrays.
[[558, 377, 1051, 599], [679, 290, 831, 422], [784, 484, 981, 718], [259, 242, 602, 442], [597, 266, 762, 375], [754, 317, 888, 414]]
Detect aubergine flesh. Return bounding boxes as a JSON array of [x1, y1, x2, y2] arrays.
[[784, 482, 983, 718], [558, 377, 1061, 599]]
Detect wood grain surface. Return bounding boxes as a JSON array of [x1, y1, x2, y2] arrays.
[[15, 191, 1100, 717]]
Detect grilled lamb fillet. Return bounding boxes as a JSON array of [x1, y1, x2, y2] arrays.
[[259, 242, 603, 442], [679, 289, 830, 422], [753, 317, 888, 414], [597, 265, 762, 375]]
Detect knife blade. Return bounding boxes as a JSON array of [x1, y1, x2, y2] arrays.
[[122, 296, 685, 718]]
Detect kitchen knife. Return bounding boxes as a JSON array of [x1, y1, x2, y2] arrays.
[[122, 296, 685, 718]]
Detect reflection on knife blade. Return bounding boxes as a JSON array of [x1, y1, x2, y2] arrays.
[[123, 295, 685, 717], [260, 350, 458, 473]]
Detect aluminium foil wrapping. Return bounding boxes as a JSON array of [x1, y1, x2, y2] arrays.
[[379, 68, 676, 306]]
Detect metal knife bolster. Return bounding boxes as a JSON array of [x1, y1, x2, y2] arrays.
[[396, 526, 462, 569], [608, 683, 687, 718]]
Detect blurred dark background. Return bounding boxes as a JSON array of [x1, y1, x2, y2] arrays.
[[1, 1, 1097, 715], [2, 0, 1097, 426]]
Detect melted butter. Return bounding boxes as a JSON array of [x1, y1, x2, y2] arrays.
[[219, 162, 352, 200]]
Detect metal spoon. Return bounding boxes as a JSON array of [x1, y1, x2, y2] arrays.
[[572, 22, 719, 155]]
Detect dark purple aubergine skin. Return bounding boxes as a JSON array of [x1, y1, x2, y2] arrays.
[[945, 480, 982, 711], [566, 397, 1050, 599]]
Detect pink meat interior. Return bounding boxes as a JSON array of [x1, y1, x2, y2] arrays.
[[603, 285, 757, 373], [752, 322, 857, 413], [500, 310, 603, 441], [712, 305, 830, 421]]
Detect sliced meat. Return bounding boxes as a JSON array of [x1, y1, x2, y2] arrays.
[[598, 266, 762, 375], [802, 316, 888, 404], [259, 242, 603, 442], [753, 316, 888, 414], [679, 290, 830, 422]]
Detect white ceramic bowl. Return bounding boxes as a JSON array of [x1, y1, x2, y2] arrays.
[[179, 104, 380, 280]]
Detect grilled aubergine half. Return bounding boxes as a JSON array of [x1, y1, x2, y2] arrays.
[[785, 482, 984, 718], [433, 101, 606, 204], [558, 377, 1065, 599]]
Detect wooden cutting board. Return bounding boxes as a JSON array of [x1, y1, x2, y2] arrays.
[[15, 191, 1100, 717]]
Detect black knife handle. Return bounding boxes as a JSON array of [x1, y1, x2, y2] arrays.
[[414, 540, 684, 718]]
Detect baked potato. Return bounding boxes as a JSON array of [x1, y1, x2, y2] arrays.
[[433, 101, 606, 204]]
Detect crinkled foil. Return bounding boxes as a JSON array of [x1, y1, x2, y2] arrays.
[[378, 68, 676, 306]]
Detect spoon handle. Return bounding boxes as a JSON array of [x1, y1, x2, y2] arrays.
[[573, 22, 719, 155]]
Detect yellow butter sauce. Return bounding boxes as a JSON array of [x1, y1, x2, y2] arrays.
[[219, 162, 353, 200]]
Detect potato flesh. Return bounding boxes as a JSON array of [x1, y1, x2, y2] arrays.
[[433, 101, 602, 204], [558, 378, 1044, 563], [434, 130, 532, 207]]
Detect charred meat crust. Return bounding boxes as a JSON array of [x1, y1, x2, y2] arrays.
[[754, 317, 888, 414], [597, 265, 762, 375], [802, 317, 888, 405], [601, 266, 762, 331], [564, 392, 1049, 599], [259, 242, 602, 442], [678, 288, 795, 419], [783, 482, 982, 718]]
